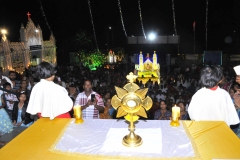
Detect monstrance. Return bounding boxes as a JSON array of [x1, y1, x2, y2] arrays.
[[111, 72, 153, 147]]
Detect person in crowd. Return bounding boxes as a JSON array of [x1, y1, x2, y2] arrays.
[[0, 91, 13, 137], [27, 76, 35, 91], [12, 92, 33, 127], [148, 98, 159, 120], [27, 62, 73, 120], [17, 80, 31, 101], [100, 97, 115, 119], [233, 65, 240, 108], [102, 92, 111, 104], [74, 79, 104, 119], [188, 66, 239, 127], [1, 82, 18, 119], [55, 76, 66, 88], [177, 101, 189, 120], [154, 100, 171, 120], [176, 95, 184, 104], [8, 71, 21, 92], [0, 67, 13, 91]]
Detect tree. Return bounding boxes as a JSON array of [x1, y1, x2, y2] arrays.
[[78, 50, 106, 70], [71, 29, 92, 51]]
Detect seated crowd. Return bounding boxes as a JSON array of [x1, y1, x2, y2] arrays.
[[0, 62, 240, 146]]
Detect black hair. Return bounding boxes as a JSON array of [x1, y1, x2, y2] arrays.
[[8, 71, 16, 75], [21, 80, 27, 84], [159, 100, 167, 105], [83, 79, 93, 85], [199, 66, 223, 88], [177, 101, 185, 107], [3, 82, 11, 88], [232, 81, 240, 92], [36, 62, 57, 79], [18, 91, 27, 98]]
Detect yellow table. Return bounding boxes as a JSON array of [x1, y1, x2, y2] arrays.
[[0, 118, 240, 160]]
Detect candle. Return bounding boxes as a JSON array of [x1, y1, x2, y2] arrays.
[[73, 105, 80, 118], [172, 104, 180, 120], [73, 105, 84, 124]]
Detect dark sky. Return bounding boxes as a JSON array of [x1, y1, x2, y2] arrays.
[[1, 0, 240, 53]]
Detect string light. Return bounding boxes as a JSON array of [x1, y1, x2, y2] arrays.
[[88, 0, 99, 51], [205, 0, 208, 51], [39, 0, 53, 34], [118, 0, 127, 37], [138, 0, 146, 39], [171, 0, 177, 35]]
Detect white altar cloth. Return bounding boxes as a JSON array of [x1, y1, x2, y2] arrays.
[[100, 128, 162, 155], [51, 119, 197, 159]]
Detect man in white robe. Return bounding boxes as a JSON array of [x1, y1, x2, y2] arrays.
[[27, 62, 73, 120], [188, 66, 239, 126], [188, 87, 239, 126]]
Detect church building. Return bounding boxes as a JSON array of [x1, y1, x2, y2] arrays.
[[0, 17, 56, 74]]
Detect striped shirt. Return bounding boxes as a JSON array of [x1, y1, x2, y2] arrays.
[[12, 80, 21, 92], [74, 91, 104, 119]]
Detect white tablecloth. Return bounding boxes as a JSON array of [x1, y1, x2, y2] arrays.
[[51, 119, 196, 159]]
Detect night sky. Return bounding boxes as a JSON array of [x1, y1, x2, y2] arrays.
[[1, 0, 240, 56]]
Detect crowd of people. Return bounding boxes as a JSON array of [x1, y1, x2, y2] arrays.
[[0, 61, 240, 146]]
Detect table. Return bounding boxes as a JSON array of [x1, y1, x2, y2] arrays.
[[0, 118, 240, 160]]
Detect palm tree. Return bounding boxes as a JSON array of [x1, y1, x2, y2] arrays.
[[71, 29, 92, 51]]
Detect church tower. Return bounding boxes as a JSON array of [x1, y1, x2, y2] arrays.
[[153, 51, 158, 70], [139, 51, 144, 71], [20, 23, 26, 42]]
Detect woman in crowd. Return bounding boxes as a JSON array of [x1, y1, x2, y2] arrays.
[[100, 98, 115, 119], [1, 82, 18, 119], [154, 100, 171, 120], [188, 66, 239, 127], [0, 92, 13, 145], [177, 101, 189, 120], [102, 92, 111, 104], [12, 92, 33, 127]]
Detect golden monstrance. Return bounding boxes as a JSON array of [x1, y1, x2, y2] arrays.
[[111, 72, 153, 147]]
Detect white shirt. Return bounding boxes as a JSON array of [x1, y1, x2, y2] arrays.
[[188, 87, 239, 126], [161, 88, 168, 93], [27, 79, 73, 120]]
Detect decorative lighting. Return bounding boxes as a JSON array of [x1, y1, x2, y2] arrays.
[[1, 29, 7, 35], [148, 33, 156, 41], [35, 29, 39, 33]]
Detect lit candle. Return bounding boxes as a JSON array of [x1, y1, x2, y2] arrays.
[[172, 104, 180, 120], [73, 105, 81, 118], [73, 105, 84, 124]]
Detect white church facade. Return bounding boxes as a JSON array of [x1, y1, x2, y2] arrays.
[[0, 18, 56, 74]]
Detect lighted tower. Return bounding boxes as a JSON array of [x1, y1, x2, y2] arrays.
[[153, 51, 158, 70], [139, 51, 144, 71]]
